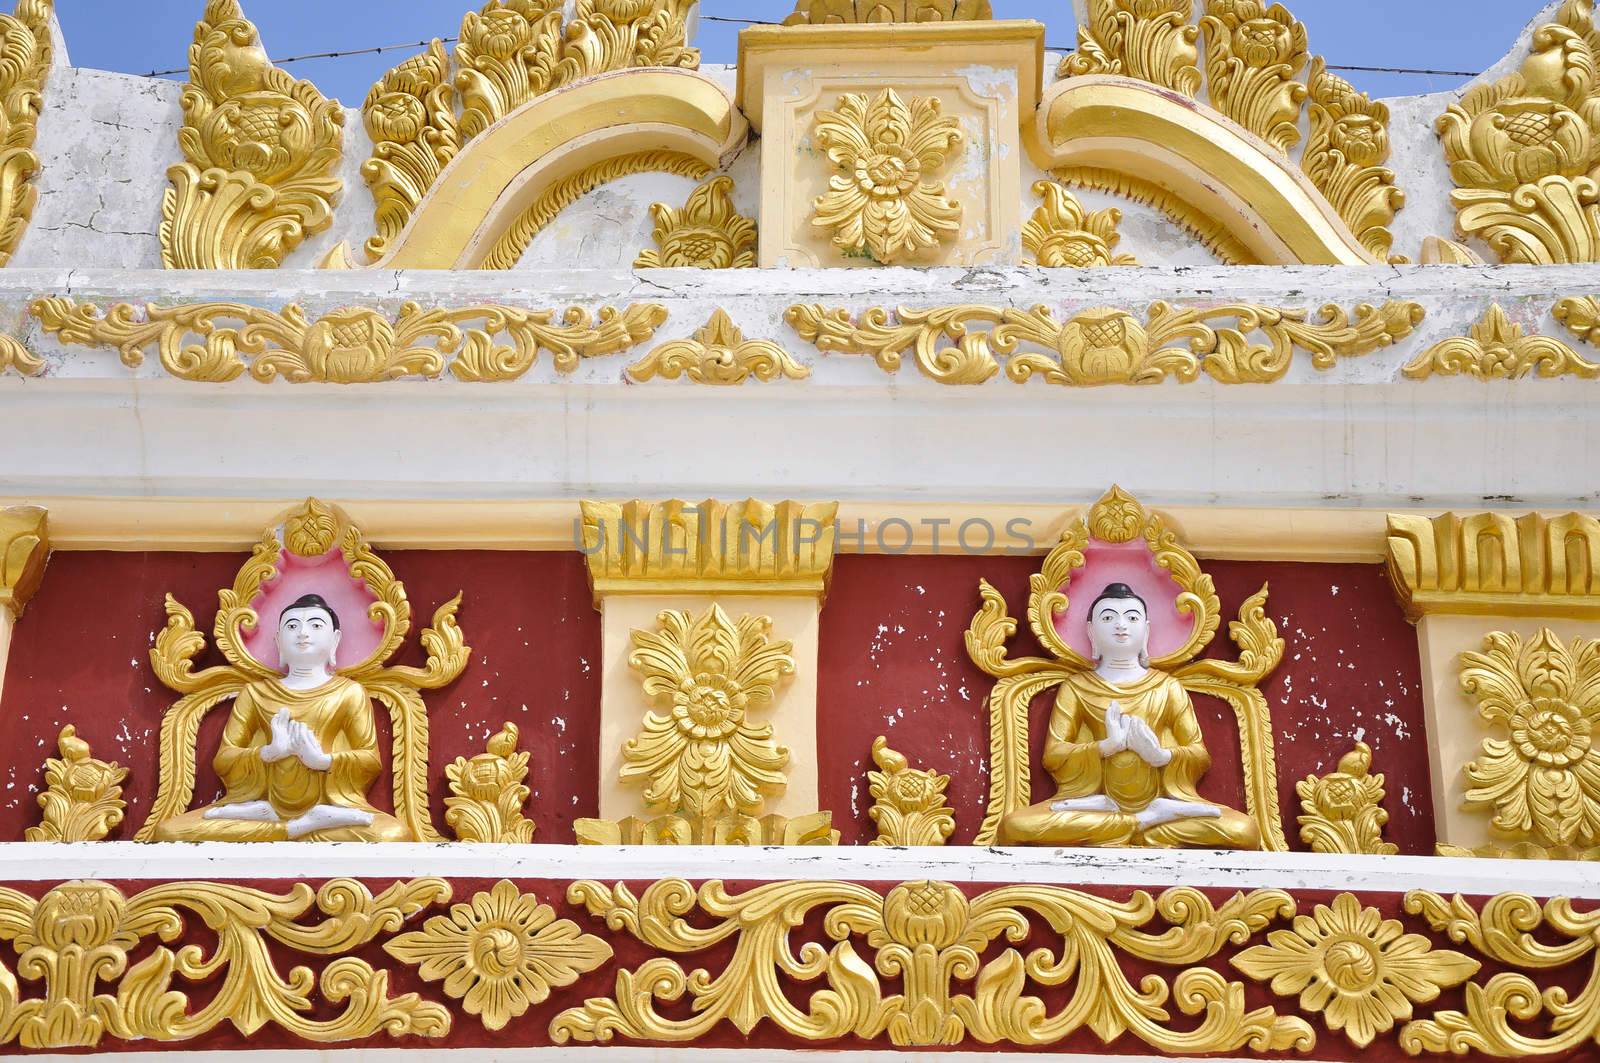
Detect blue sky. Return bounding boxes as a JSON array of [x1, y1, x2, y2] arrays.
[[55, 1, 1545, 105]]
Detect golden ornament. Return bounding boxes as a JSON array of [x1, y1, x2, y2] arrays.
[[628, 309, 808, 385], [25, 725, 127, 843], [634, 175, 756, 269], [866, 735, 955, 846], [444, 722, 536, 843]]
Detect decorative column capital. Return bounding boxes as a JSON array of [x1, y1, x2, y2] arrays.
[[0, 505, 47, 618], [1386, 510, 1600, 621]]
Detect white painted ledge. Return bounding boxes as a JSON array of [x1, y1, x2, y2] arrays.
[[1, 841, 1593, 897]]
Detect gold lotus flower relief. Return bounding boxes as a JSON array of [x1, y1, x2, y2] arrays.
[[634, 175, 756, 269], [867, 736, 956, 845], [1295, 742, 1397, 855], [26, 726, 128, 843], [445, 722, 536, 842], [1023, 181, 1137, 267], [812, 88, 965, 264]]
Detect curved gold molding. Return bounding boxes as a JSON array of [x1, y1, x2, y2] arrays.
[[1034, 75, 1378, 265], [361, 69, 747, 270]]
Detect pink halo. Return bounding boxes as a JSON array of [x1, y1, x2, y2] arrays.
[[242, 548, 385, 672], [1052, 539, 1191, 659]]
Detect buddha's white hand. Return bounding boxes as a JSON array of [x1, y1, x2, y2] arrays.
[[287, 720, 333, 772], [258, 708, 295, 764], [1099, 701, 1129, 757], [1127, 717, 1173, 767]]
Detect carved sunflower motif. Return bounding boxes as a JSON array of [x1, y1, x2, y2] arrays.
[[1460, 628, 1600, 847], [1232, 893, 1478, 1047], [811, 88, 964, 263], [385, 880, 612, 1031], [621, 603, 796, 817]]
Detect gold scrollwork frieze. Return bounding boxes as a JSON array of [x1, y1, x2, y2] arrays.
[[627, 309, 808, 385], [30, 297, 667, 383], [786, 300, 1423, 385], [1404, 303, 1600, 381]]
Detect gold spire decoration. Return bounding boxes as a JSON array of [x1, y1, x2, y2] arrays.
[[1200, 0, 1310, 155], [1021, 180, 1137, 267], [634, 176, 756, 269], [783, 0, 991, 23], [0, 0, 52, 267], [866, 736, 955, 846], [1294, 742, 1397, 856], [25, 725, 127, 843], [1402, 303, 1600, 381], [444, 722, 536, 842], [161, 1, 345, 269], [361, 40, 459, 262], [627, 309, 809, 385]]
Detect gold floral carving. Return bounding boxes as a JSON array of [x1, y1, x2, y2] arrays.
[[1200, 0, 1309, 155], [1233, 893, 1479, 1048], [1401, 890, 1600, 1055], [634, 175, 755, 269], [1060, 0, 1201, 97], [444, 722, 535, 843], [162, 1, 344, 269], [966, 486, 1288, 849], [551, 878, 1313, 1050], [1386, 509, 1600, 622], [866, 735, 955, 846], [783, 0, 991, 24], [1021, 180, 1136, 267], [579, 498, 839, 600], [1454, 628, 1600, 852], [628, 309, 808, 385], [1554, 293, 1600, 343], [0, 0, 52, 267], [1294, 743, 1397, 856], [361, 40, 459, 262], [385, 880, 611, 1031], [1437, 0, 1600, 264], [1304, 58, 1404, 261], [30, 297, 667, 383], [0, 503, 46, 618], [0, 877, 451, 1047], [1402, 303, 1600, 381], [1054, 165, 1253, 263], [786, 299, 1423, 386], [0, 331, 40, 376], [134, 498, 468, 843], [812, 89, 963, 264], [25, 725, 127, 843]]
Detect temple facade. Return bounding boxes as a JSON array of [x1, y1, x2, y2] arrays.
[[1, 0, 1599, 1057]]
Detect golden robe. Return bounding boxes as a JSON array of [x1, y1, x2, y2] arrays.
[[152, 676, 410, 842], [998, 668, 1260, 848]]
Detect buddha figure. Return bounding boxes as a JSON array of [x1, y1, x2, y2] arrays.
[[998, 582, 1261, 848], [151, 594, 411, 842]]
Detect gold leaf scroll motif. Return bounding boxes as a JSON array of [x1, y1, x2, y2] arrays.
[[1402, 303, 1600, 381], [1022, 180, 1137, 267], [812, 89, 963, 264], [627, 309, 808, 385], [162, 1, 344, 269], [1059, 0, 1201, 97], [1294, 742, 1398, 855], [786, 300, 1424, 385], [361, 40, 459, 262], [444, 722, 536, 842], [1436, 0, 1600, 263], [866, 735, 955, 845], [0, 877, 451, 1048], [1304, 58, 1405, 262], [25, 725, 127, 843], [0, 330, 41, 376], [634, 175, 756, 269], [1200, 0, 1310, 155], [551, 878, 1314, 1051], [30, 297, 667, 383], [0, 0, 53, 267]]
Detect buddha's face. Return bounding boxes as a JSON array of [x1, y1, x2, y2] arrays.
[[277, 606, 340, 672], [1088, 597, 1148, 662]]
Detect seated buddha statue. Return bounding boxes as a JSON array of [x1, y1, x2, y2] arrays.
[[998, 582, 1260, 849], [152, 594, 410, 842]]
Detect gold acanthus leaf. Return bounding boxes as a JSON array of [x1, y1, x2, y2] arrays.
[[30, 297, 667, 383], [627, 309, 809, 385], [444, 722, 536, 843], [25, 725, 127, 843], [1200, 0, 1310, 155], [0, 0, 52, 267], [1403, 303, 1600, 381], [361, 40, 459, 263], [866, 736, 955, 846], [1059, 0, 1201, 97], [1022, 180, 1137, 267], [1435, 0, 1600, 263], [0, 330, 41, 376], [1294, 742, 1397, 856], [812, 88, 964, 264], [552, 877, 1313, 1050], [1303, 58, 1404, 262], [161, 1, 345, 269], [784, 0, 992, 24], [634, 175, 756, 269], [0, 877, 452, 1048], [786, 300, 1423, 386]]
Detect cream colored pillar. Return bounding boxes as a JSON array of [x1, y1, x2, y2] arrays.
[[575, 499, 839, 845], [0, 506, 48, 709], [1388, 510, 1600, 857]]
